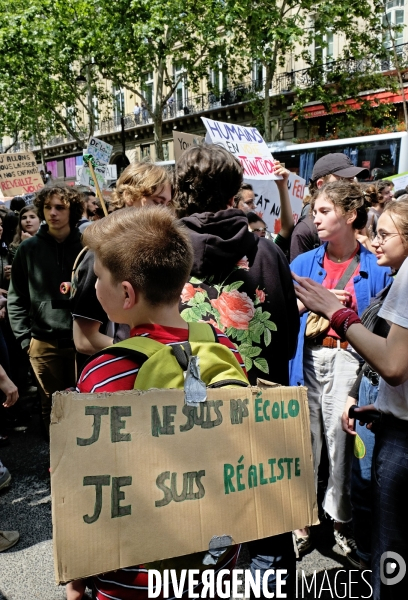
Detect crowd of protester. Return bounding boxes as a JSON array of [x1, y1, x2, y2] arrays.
[[0, 146, 407, 600]]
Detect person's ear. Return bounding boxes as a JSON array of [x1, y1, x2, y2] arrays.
[[227, 196, 235, 208], [346, 209, 357, 226], [122, 281, 137, 309], [316, 178, 325, 189]]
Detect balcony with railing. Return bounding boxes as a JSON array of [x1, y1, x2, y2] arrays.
[[16, 42, 408, 154]]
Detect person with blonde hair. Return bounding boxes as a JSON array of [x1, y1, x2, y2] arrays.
[[71, 162, 172, 358], [110, 162, 172, 211]]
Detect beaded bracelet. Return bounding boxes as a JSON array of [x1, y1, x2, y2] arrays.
[[330, 308, 361, 339]]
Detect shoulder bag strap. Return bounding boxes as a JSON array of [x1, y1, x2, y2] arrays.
[[335, 252, 360, 291]]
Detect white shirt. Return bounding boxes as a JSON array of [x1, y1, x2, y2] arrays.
[[375, 256, 408, 420]]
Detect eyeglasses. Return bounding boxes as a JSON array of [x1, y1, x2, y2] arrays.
[[250, 227, 268, 233], [370, 231, 400, 245]]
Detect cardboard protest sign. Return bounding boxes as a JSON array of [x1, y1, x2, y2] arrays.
[[76, 164, 117, 185], [80, 137, 113, 190], [173, 131, 204, 162], [251, 174, 306, 234], [0, 152, 44, 197], [202, 117, 279, 180], [51, 385, 317, 583]]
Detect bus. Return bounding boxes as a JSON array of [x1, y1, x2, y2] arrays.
[[267, 131, 408, 182]]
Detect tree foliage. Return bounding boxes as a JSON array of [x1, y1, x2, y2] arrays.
[[0, 0, 111, 154], [223, 0, 400, 140], [0, 0, 225, 159], [86, 0, 226, 158], [0, 0, 404, 154]]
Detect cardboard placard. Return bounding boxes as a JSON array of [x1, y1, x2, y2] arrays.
[[0, 152, 44, 197], [202, 117, 279, 180], [51, 386, 317, 583], [172, 131, 204, 162], [79, 137, 113, 190], [251, 174, 305, 234], [76, 164, 117, 185]]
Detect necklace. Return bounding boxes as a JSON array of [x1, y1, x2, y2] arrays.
[[327, 245, 358, 263]]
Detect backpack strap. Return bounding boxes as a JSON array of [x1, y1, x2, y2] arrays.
[[187, 322, 217, 343], [80, 323, 220, 380], [171, 342, 192, 371], [79, 336, 166, 376]]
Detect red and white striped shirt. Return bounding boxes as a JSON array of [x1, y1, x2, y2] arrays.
[[77, 323, 246, 393], [77, 323, 244, 600]]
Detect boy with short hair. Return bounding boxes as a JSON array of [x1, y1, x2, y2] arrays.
[[67, 206, 245, 600]]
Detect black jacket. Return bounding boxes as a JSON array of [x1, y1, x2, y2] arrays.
[[7, 224, 83, 349], [180, 209, 299, 385]]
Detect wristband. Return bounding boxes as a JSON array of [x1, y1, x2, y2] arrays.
[[330, 308, 361, 338]]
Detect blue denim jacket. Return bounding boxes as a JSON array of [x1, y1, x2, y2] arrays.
[[289, 243, 391, 386]]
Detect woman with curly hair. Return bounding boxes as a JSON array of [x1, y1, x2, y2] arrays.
[[7, 186, 84, 430], [72, 163, 171, 359], [290, 180, 390, 561], [110, 162, 172, 211]]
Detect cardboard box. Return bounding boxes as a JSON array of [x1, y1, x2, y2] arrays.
[[51, 386, 317, 583]]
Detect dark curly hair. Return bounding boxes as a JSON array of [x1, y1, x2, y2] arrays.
[[174, 144, 243, 215], [311, 180, 368, 230], [34, 185, 85, 228]]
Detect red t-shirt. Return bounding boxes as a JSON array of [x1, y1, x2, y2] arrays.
[[322, 247, 360, 339], [77, 323, 244, 600]]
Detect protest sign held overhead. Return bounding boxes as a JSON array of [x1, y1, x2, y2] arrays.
[[51, 385, 317, 584], [202, 117, 305, 233], [80, 137, 113, 190], [202, 117, 279, 180], [0, 152, 44, 197], [253, 174, 305, 234]]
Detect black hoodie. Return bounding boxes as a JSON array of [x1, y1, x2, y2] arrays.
[[8, 223, 83, 349], [180, 209, 299, 385]]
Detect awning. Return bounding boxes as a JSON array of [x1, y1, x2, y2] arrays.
[[301, 90, 406, 119]]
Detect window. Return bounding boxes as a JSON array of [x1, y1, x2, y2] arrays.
[[209, 63, 228, 93], [314, 31, 334, 64], [174, 64, 188, 111], [66, 106, 76, 130], [383, 0, 405, 51], [113, 86, 124, 123], [252, 60, 264, 90], [142, 72, 154, 108], [140, 144, 151, 159], [162, 142, 169, 161]]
